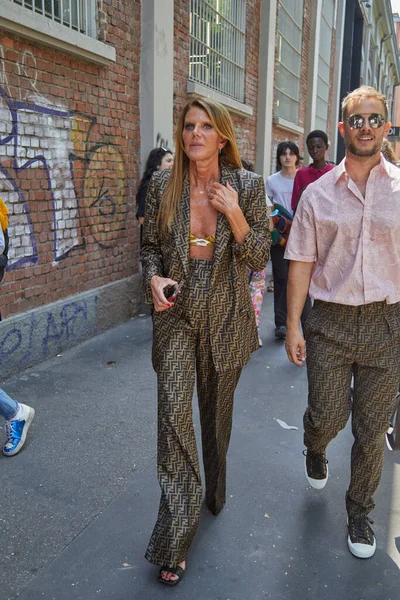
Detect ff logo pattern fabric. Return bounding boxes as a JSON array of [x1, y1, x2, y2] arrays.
[[142, 166, 271, 374], [303, 300, 400, 517], [145, 260, 241, 567], [141, 167, 270, 567]]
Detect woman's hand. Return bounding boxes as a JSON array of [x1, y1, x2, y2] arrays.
[[208, 182, 239, 216], [151, 276, 178, 312], [209, 181, 250, 243]]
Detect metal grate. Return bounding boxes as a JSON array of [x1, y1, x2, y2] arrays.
[[10, 0, 93, 36], [275, 0, 304, 124], [189, 0, 246, 102]]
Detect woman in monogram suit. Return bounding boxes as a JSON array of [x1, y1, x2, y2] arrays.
[[141, 98, 270, 585]]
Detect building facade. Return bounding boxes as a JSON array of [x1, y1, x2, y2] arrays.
[[390, 11, 400, 160], [258, 0, 399, 170], [140, 0, 261, 170], [337, 0, 400, 161], [0, 0, 265, 377], [0, 0, 142, 376], [266, 0, 345, 168]]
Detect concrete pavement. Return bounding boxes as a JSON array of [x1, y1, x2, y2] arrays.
[[1, 289, 400, 600]]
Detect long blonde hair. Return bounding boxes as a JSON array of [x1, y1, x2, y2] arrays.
[[157, 98, 242, 236]]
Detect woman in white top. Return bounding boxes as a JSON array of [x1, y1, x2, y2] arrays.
[[266, 141, 311, 339], [266, 148, 297, 216]]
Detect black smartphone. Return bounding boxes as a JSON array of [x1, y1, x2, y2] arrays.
[[166, 280, 184, 302]]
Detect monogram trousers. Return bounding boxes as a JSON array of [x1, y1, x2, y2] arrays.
[[304, 300, 400, 517], [145, 259, 242, 567]]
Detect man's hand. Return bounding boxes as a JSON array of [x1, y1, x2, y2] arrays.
[[151, 276, 178, 312], [285, 327, 306, 366]]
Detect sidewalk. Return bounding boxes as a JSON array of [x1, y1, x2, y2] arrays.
[[1, 289, 399, 600]]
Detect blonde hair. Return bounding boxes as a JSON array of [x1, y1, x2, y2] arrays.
[[341, 85, 388, 121], [381, 138, 397, 165], [157, 98, 242, 236]]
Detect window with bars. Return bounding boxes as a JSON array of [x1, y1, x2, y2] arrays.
[[189, 0, 246, 103], [315, 0, 335, 131], [276, 0, 304, 124], [9, 0, 94, 37]]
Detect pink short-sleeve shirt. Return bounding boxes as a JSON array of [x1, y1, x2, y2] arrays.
[[285, 156, 400, 305]]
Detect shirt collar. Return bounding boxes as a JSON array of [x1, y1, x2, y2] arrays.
[[333, 154, 395, 184]]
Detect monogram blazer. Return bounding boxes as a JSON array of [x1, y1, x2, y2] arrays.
[[141, 165, 271, 373]]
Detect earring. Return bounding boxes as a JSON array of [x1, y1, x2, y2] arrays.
[[219, 149, 222, 156]]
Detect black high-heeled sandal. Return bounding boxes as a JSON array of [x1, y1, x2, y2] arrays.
[[157, 565, 185, 586]]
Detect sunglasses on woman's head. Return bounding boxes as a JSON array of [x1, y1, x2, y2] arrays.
[[345, 114, 386, 129]]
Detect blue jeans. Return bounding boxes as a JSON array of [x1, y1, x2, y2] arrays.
[[0, 388, 18, 420]]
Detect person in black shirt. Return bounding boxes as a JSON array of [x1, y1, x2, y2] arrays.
[[136, 147, 173, 225]]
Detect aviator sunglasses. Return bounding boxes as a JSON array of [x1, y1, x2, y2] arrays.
[[345, 113, 386, 129]]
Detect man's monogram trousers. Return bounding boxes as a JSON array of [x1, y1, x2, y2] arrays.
[[304, 300, 400, 517]]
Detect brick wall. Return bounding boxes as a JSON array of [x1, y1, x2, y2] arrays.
[[173, 0, 261, 166], [0, 0, 141, 319]]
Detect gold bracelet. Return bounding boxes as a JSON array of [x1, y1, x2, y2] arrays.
[[232, 225, 249, 234]]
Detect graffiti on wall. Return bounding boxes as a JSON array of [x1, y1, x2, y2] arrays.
[[0, 294, 98, 370], [0, 46, 127, 270]]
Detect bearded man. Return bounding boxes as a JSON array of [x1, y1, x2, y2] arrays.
[[285, 86, 400, 559]]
